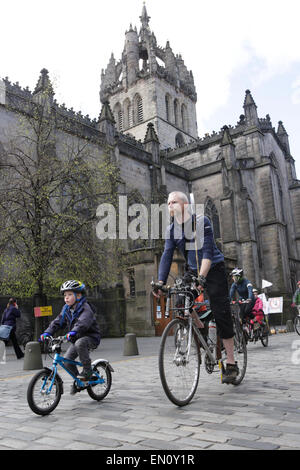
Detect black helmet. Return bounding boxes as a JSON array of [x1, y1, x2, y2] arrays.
[[60, 280, 86, 294]]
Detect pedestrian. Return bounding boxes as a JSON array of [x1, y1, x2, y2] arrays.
[[0, 298, 24, 359]]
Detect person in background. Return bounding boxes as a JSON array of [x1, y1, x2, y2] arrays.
[[229, 268, 255, 323], [1, 297, 24, 359], [291, 281, 300, 314], [250, 288, 264, 327]]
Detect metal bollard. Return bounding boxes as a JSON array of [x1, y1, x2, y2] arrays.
[[286, 320, 294, 333], [23, 341, 43, 370], [123, 333, 139, 356]]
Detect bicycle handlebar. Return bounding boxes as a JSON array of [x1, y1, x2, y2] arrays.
[[151, 281, 168, 294], [44, 335, 68, 345]]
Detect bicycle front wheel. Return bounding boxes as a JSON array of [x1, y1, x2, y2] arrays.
[[294, 316, 300, 336], [159, 318, 200, 406], [231, 317, 247, 385], [27, 368, 62, 416]]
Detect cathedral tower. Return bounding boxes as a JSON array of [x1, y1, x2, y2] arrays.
[[100, 3, 198, 149]]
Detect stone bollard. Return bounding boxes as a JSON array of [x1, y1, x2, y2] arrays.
[[23, 341, 43, 370], [123, 333, 139, 356], [286, 320, 294, 333]]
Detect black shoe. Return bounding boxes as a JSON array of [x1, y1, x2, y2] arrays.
[[222, 362, 239, 384], [70, 382, 78, 395], [77, 369, 94, 381]]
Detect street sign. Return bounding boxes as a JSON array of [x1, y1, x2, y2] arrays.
[[34, 306, 53, 318]]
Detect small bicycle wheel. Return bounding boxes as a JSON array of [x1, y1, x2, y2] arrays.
[[159, 318, 200, 406], [27, 369, 62, 416], [230, 316, 247, 385], [87, 362, 112, 401], [294, 316, 300, 336]]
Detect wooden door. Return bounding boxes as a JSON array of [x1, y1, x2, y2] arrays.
[[153, 295, 172, 336]]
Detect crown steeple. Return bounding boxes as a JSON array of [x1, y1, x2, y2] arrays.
[[99, 4, 198, 149]]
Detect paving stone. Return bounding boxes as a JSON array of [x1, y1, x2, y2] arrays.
[[139, 438, 188, 450], [228, 438, 280, 450], [0, 334, 299, 450]]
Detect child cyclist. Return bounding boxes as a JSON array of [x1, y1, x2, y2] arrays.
[[40, 280, 101, 387]]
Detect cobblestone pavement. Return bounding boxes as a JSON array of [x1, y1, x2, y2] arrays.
[[0, 332, 300, 451]]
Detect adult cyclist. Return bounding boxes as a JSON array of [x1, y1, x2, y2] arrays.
[[229, 268, 255, 322], [153, 191, 238, 384]]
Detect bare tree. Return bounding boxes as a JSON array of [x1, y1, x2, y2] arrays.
[[0, 92, 122, 300]]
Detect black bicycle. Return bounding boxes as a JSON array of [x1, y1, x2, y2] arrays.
[[152, 277, 247, 407], [231, 300, 269, 347]]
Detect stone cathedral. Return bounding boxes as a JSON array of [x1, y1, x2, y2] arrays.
[[0, 4, 299, 335]]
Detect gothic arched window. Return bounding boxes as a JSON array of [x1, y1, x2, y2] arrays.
[[165, 94, 171, 122], [133, 94, 143, 124], [205, 198, 221, 240], [123, 98, 132, 129], [269, 152, 285, 223], [113, 102, 123, 131], [174, 99, 179, 127], [181, 104, 188, 132]]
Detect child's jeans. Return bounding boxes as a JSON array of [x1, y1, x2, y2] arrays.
[[64, 336, 97, 376]]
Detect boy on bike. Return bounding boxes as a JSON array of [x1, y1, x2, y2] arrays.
[[229, 268, 255, 322], [153, 191, 238, 384], [40, 280, 101, 385]]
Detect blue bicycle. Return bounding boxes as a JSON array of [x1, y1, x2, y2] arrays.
[[27, 336, 114, 415]]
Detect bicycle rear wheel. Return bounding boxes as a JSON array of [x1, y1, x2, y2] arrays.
[[87, 361, 112, 401], [260, 324, 269, 347], [294, 316, 300, 336], [27, 368, 62, 415], [159, 318, 200, 406]]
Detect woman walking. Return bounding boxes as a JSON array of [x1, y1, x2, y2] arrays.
[[1, 298, 24, 359]]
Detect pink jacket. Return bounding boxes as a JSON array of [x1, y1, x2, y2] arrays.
[[252, 297, 264, 321]]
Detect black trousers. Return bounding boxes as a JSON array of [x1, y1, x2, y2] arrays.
[[205, 262, 234, 339], [187, 262, 234, 339], [239, 299, 256, 322], [6, 329, 24, 359]]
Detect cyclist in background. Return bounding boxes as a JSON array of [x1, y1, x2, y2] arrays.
[[229, 268, 255, 323], [251, 288, 264, 327], [39, 280, 101, 385], [291, 281, 300, 314]]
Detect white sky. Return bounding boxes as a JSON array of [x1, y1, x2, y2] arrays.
[[1, 0, 300, 176]]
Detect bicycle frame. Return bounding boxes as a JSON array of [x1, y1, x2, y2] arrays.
[[43, 352, 105, 395], [162, 283, 219, 366]]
